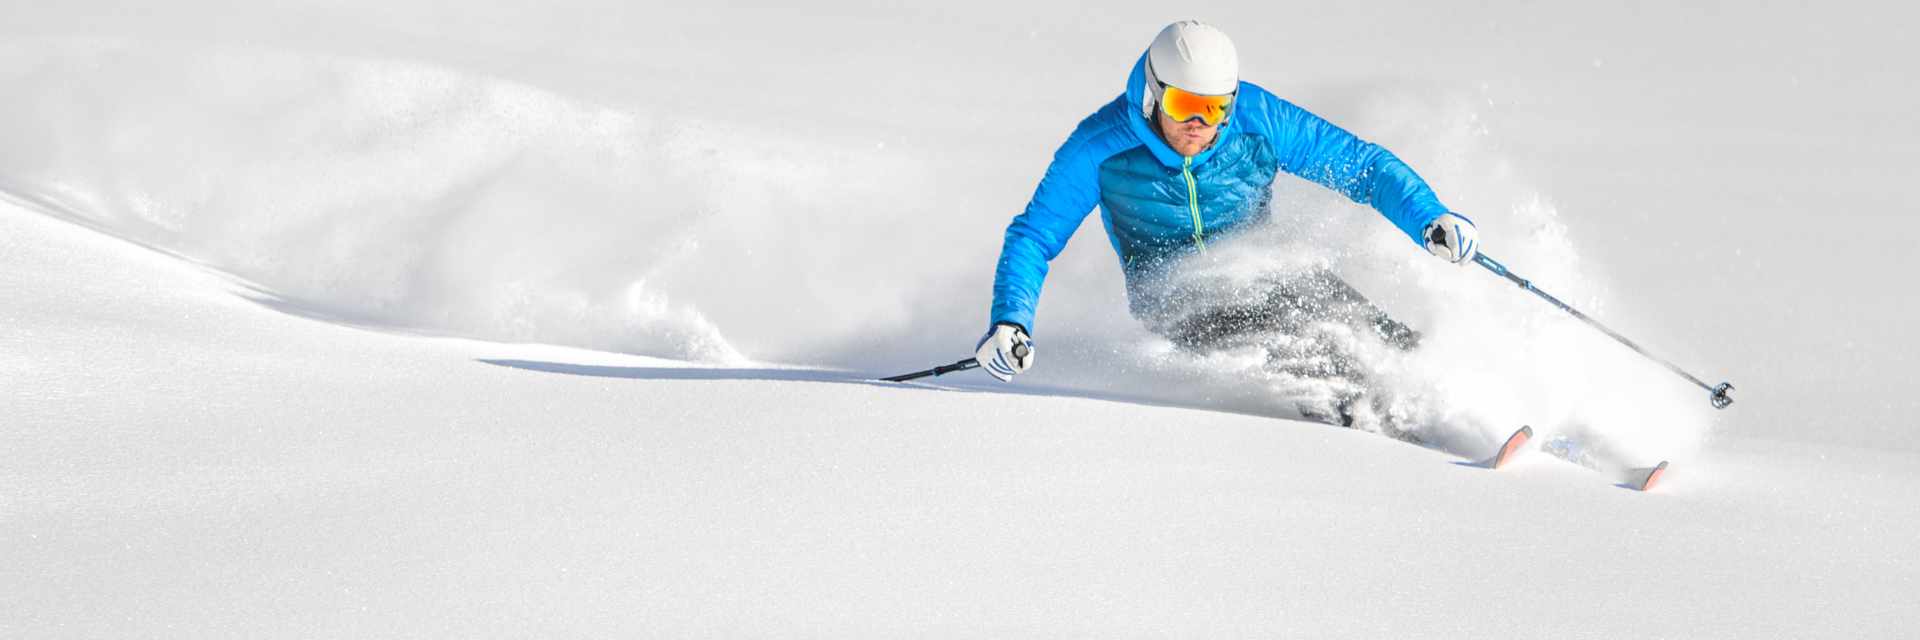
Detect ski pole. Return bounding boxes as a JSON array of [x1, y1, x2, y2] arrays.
[[1473, 253, 1735, 409], [881, 358, 979, 382]]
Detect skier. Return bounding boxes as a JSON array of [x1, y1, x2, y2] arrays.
[[973, 20, 1481, 428]]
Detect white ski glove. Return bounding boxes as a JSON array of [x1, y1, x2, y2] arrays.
[[974, 322, 1034, 382], [1424, 212, 1480, 266]]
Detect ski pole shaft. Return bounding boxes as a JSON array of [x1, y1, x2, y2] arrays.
[[881, 358, 979, 382], [1473, 253, 1734, 409]]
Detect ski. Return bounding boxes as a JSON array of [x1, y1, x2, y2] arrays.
[[1622, 461, 1670, 492], [1539, 436, 1671, 492], [1480, 426, 1669, 491], [1482, 425, 1533, 469]]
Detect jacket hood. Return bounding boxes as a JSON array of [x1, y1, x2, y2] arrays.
[[1124, 50, 1240, 169]]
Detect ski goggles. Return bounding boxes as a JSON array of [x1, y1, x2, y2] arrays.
[[1158, 85, 1235, 126]]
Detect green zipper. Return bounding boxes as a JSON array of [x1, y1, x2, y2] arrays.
[[1182, 156, 1206, 254]]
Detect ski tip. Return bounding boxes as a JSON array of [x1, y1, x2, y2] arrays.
[[1624, 461, 1670, 492], [1487, 425, 1534, 469]]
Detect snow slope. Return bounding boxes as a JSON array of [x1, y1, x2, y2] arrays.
[[8, 195, 1917, 637], [5, 0, 1919, 636]]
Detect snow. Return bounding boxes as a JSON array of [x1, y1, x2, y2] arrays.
[[5, 1, 1918, 636]]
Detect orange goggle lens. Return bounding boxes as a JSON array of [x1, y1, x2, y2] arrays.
[[1160, 86, 1234, 126]]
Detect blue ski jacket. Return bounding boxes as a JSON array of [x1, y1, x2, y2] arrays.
[[989, 51, 1452, 333]]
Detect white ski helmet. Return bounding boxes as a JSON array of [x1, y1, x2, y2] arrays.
[[1146, 21, 1240, 98]]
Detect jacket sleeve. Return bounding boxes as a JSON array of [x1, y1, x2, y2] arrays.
[[1256, 93, 1449, 244], [987, 104, 1128, 334]]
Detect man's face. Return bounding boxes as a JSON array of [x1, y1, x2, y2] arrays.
[[1156, 107, 1219, 158]]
